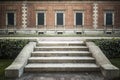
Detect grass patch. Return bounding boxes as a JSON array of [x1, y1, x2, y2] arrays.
[[0, 59, 13, 80], [110, 58, 120, 80], [110, 58, 120, 69]]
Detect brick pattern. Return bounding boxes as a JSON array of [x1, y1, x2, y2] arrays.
[[27, 3, 36, 28], [0, 1, 120, 30], [0, 3, 22, 29], [27, 3, 93, 29], [98, 3, 120, 29]]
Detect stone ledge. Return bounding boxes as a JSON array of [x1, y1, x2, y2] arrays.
[[101, 64, 119, 79], [5, 42, 36, 78], [86, 42, 119, 79]]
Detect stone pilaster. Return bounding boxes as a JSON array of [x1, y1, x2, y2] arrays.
[[93, 3, 98, 29], [22, 2, 27, 28]]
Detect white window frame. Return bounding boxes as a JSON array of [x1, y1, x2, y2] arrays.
[[74, 11, 84, 26], [6, 11, 16, 26], [55, 11, 65, 26], [36, 11, 46, 26], [104, 11, 114, 26]]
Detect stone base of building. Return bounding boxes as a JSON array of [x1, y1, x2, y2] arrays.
[[0, 29, 120, 35]]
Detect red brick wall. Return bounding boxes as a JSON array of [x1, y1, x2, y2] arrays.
[[98, 3, 120, 29], [27, 3, 36, 28], [114, 5, 120, 29], [27, 2, 93, 29], [0, 1, 120, 30], [0, 3, 22, 29]]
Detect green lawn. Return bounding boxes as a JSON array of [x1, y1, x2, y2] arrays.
[[0, 59, 13, 80], [110, 58, 120, 69], [110, 58, 120, 80]]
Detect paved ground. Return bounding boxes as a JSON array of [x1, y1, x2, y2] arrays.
[[7, 72, 104, 80]]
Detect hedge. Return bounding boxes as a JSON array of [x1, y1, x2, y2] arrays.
[[0, 39, 120, 59], [0, 39, 29, 59], [91, 39, 120, 59]]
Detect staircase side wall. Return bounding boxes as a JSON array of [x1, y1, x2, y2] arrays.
[[86, 42, 119, 79], [5, 42, 36, 78]]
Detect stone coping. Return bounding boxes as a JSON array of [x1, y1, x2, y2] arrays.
[[5, 42, 36, 78], [86, 42, 119, 79], [0, 37, 120, 40]]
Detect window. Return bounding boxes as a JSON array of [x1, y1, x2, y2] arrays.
[[57, 13, 63, 25], [104, 11, 114, 26], [6, 12, 15, 26], [38, 13, 44, 25], [74, 11, 84, 26], [106, 13, 113, 25], [55, 11, 65, 26], [36, 11, 46, 26], [76, 13, 83, 25]]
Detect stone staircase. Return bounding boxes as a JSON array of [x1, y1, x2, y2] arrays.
[[25, 40, 100, 72]]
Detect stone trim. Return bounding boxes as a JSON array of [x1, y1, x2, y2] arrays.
[[6, 11, 16, 27], [36, 11, 46, 26], [5, 42, 36, 78], [74, 11, 84, 26], [86, 42, 119, 79], [2, 1, 120, 4], [22, 2, 27, 28], [93, 3, 98, 29], [55, 11, 65, 26], [104, 11, 114, 26]]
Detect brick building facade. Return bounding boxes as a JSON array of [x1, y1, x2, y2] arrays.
[[0, 0, 120, 34]]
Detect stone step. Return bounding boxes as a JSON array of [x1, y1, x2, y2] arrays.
[[38, 41, 84, 43], [25, 63, 100, 72], [38, 38, 85, 41], [31, 51, 91, 57], [28, 57, 95, 63], [37, 41, 85, 46], [34, 46, 89, 51]]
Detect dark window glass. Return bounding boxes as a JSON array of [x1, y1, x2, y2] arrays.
[[76, 13, 82, 25], [57, 13, 63, 25], [106, 13, 113, 25], [38, 13, 44, 25], [7, 13, 14, 25]]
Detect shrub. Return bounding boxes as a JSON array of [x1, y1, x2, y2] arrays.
[[0, 39, 29, 59], [91, 39, 120, 59]]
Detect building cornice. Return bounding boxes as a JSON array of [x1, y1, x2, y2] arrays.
[[0, 0, 119, 1], [1, 1, 120, 4]]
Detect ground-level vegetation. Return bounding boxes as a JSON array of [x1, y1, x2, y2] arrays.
[[91, 39, 120, 59], [90, 39, 120, 80], [0, 59, 13, 80], [0, 39, 29, 80], [0, 39, 29, 59], [0, 39, 120, 80]]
